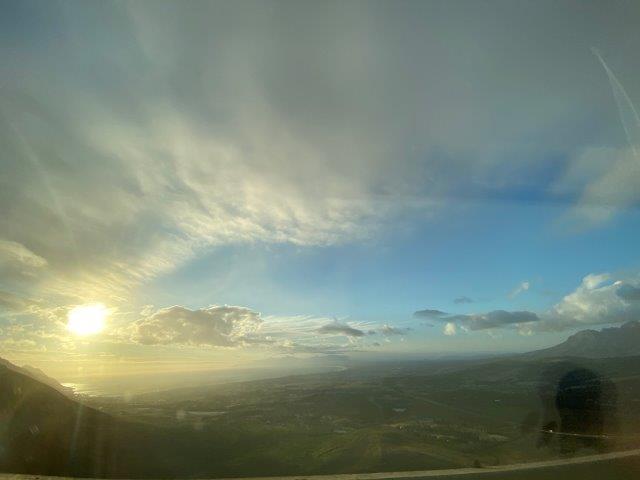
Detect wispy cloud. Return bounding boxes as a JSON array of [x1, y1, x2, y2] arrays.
[[556, 50, 640, 226], [453, 296, 474, 304], [379, 325, 411, 336], [413, 308, 448, 318], [0, 240, 47, 269], [316, 322, 366, 338], [509, 281, 530, 298]]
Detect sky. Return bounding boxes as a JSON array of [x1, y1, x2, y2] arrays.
[[1, 0, 640, 384]]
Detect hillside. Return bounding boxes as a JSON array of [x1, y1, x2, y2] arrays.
[[0, 358, 74, 398], [0, 357, 222, 478], [528, 321, 640, 359]]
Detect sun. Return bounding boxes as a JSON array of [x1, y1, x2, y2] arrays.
[[67, 303, 108, 336]]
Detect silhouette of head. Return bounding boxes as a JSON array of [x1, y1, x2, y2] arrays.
[[536, 363, 618, 455]]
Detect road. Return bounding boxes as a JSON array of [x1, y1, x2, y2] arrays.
[[1, 448, 640, 480]]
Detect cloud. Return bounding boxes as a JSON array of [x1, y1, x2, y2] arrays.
[[447, 310, 539, 331], [443, 322, 457, 336], [413, 308, 448, 318], [0, 240, 48, 288], [555, 51, 640, 226], [0, 291, 38, 313], [2, 2, 639, 365], [0, 240, 47, 269], [440, 273, 640, 335], [250, 315, 376, 354], [379, 324, 410, 336], [316, 322, 365, 338], [559, 147, 640, 226], [0, 337, 42, 352], [529, 273, 640, 332], [2, 1, 637, 309], [0, 2, 439, 302], [617, 284, 640, 302], [129, 305, 262, 347], [0, 292, 57, 325], [509, 281, 530, 298], [453, 296, 474, 304], [0, 300, 371, 357], [277, 340, 356, 355]]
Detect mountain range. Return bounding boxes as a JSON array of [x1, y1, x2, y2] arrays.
[[528, 321, 640, 359]]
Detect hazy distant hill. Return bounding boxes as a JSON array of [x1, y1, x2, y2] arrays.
[[0, 360, 74, 398], [527, 321, 640, 359]]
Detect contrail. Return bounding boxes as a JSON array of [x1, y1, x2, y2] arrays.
[[591, 47, 640, 160]]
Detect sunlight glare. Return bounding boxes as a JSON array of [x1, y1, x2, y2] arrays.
[[67, 303, 108, 336]]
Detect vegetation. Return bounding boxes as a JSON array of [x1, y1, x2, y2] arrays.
[[2, 354, 640, 478]]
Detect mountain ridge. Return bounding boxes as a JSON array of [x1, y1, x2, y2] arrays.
[[526, 321, 640, 359], [0, 358, 74, 397]]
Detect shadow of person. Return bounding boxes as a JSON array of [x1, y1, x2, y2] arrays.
[[536, 362, 618, 455]]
